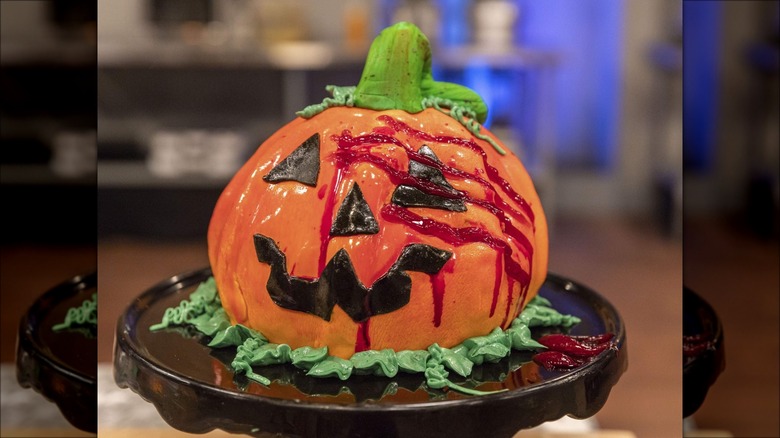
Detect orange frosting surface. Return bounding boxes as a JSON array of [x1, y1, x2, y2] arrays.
[[208, 107, 548, 359]]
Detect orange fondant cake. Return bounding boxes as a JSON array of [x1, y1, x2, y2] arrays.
[[207, 22, 547, 360]]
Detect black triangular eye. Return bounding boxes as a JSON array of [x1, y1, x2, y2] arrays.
[[263, 133, 320, 187], [409, 145, 455, 189], [330, 183, 380, 236], [391, 145, 467, 212]]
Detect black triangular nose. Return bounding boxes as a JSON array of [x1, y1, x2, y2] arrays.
[[263, 133, 320, 186], [330, 183, 380, 236]]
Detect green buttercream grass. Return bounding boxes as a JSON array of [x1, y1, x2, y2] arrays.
[[53, 292, 97, 332], [150, 278, 580, 396]]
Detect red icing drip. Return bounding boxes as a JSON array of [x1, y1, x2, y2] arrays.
[[319, 169, 344, 272], [490, 252, 502, 317], [317, 184, 328, 200], [355, 319, 371, 352], [501, 279, 514, 328], [331, 119, 535, 278], [533, 351, 581, 369], [431, 269, 447, 327], [468, 197, 533, 259], [683, 334, 715, 357]]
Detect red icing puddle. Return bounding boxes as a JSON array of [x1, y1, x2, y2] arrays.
[[532, 333, 615, 369], [683, 334, 715, 357]]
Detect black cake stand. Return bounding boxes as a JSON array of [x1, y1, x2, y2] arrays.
[[114, 268, 627, 438], [16, 272, 97, 433]]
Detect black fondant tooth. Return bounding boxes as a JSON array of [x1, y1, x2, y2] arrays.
[[263, 133, 320, 187], [253, 234, 452, 322]]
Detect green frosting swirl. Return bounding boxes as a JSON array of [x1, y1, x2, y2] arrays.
[[53, 292, 97, 332], [290, 346, 329, 370], [351, 349, 400, 377], [308, 356, 354, 380], [149, 277, 221, 331], [422, 96, 505, 155], [296, 85, 356, 118], [396, 350, 430, 373], [151, 277, 581, 396]]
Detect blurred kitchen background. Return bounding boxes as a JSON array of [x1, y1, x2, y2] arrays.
[[93, 1, 689, 435], [0, 0, 777, 437], [682, 1, 779, 438], [94, 0, 687, 239], [93, 0, 780, 246], [1, 0, 97, 436]]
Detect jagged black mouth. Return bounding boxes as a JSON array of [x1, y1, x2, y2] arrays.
[[253, 234, 452, 322]]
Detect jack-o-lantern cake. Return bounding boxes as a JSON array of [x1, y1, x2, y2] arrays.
[[152, 22, 609, 392], [208, 22, 547, 361]]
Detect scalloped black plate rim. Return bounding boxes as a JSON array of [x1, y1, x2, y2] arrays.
[[16, 271, 98, 433], [115, 267, 626, 416], [18, 272, 97, 385], [682, 287, 723, 373], [682, 287, 725, 417]]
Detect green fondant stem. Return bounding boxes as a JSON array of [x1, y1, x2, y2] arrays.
[[352, 22, 487, 123], [297, 23, 510, 154], [353, 22, 426, 114]]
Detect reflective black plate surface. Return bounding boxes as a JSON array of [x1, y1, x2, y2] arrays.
[[16, 272, 97, 433], [114, 268, 626, 438]]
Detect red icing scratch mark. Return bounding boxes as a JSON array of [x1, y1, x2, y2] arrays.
[[316, 116, 538, 329], [331, 118, 536, 289], [318, 169, 344, 272], [378, 115, 535, 224], [381, 205, 530, 287]]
